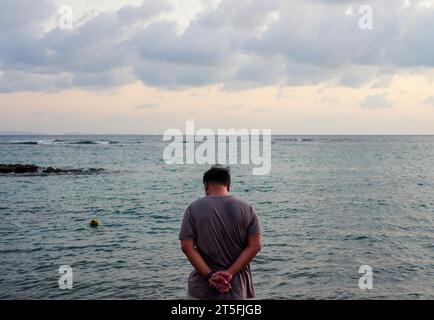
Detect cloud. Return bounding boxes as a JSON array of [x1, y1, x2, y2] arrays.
[[360, 94, 393, 110], [0, 0, 169, 92], [423, 96, 434, 106], [1, 0, 434, 92], [313, 88, 339, 105], [136, 103, 160, 109], [252, 107, 269, 113]]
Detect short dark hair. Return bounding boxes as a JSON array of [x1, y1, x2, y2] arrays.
[[203, 166, 231, 186]]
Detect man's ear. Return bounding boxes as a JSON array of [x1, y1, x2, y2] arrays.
[[227, 184, 230, 192], [204, 182, 209, 191]]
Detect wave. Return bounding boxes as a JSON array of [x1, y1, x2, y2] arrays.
[[8, 141, 39, 145], [41, 167, 105, 175], [2, 139, 119, 145], [73, 140, 98, 145], [3, 139, 59, 145], [273, 137, 363, 143], [63, 140, 118, 145], [3, 139, 62, 145], [274, 138, 314, 143], [38, 139, 57, 145]]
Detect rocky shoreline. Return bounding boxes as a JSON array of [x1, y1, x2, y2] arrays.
[[0, 164, 39, 173], [0, 164, 104, 175]]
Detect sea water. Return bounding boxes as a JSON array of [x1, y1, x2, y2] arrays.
[[1, 135, 434, 299]]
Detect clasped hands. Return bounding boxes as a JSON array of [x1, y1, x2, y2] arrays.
[[208, 271, 233, 293]]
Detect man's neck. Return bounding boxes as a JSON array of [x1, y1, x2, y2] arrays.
[[207, 185, 229, 196], [208, 191, 229, 196]]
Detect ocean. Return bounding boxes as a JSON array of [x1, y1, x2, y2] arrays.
[[1, 135, 434, 299]]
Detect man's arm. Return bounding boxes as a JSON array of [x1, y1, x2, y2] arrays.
[[181, 239, 232, 293], [180, 239, 212, 277], [222, 234, 262, 279]]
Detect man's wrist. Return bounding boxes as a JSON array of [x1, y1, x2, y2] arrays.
[[205, 271, 215, 280], [225, 270, 235, 278]]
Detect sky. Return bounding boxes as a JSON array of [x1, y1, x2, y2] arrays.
[[1, 0, 434, 134]]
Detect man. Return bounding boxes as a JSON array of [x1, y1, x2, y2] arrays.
[[179, 166, 262, 300]]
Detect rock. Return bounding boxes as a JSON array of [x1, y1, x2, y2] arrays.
[[43, 167, 54, 173], [0, 164, 104, 175], [43, 167, 62, 174], [0, 164, 39, 174]]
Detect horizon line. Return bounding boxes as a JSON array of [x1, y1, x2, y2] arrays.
[[3, 133, 434, 136]]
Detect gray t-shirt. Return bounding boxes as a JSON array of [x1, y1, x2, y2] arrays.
[[179, 195, 261, 300]]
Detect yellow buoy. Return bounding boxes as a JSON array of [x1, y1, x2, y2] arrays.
[[90, 219, 99, 228]]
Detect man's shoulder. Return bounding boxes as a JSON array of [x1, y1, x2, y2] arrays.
[[188, 196, 209, 206], [188, 195, 253, 209], [227, 195, 254, 208]]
